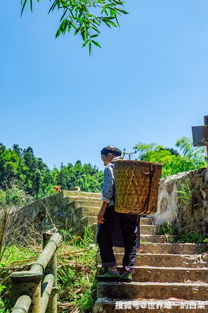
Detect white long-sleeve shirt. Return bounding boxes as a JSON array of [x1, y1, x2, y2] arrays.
[[101, 156, 122, 206]]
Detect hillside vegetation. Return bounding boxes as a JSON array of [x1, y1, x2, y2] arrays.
[[0, 137, 206, 202]]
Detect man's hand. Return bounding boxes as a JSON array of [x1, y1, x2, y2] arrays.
[[97, 208, 106, 224], [97, 201, 109, 224]]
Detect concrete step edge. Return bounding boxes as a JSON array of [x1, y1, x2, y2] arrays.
[[140, 243, 208, 247], [98, 281, 208, 287], [141, 234, 167, 236], [113, 252, 206, 256], [63, 190, 101, 196], [97, 264, 208, 271], [67, 196, 101, 200], [79, 205, 100, 210], [113, 242, 208, 254], [140, 225, 157, 228]]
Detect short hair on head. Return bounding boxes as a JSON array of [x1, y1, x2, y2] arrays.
[[101, 145, 122, 157]]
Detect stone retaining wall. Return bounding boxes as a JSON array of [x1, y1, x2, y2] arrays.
[[18, 192, 69, 232], [18, 191, 101, 234], [151, 167, 208, 236]]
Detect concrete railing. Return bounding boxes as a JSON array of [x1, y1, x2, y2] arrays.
[[10, 232, 62, 313]]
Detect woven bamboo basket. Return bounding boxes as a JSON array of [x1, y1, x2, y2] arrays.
[[114, 160, 162, 215]]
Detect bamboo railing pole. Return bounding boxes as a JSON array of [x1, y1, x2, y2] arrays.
[[42, 232, 59, 313], [10, 271, 43, 313], [31, 233, 62, 273], [46, 251, 58, 313], [40, 274, 54, 313], [12, 295, 32, 313], [11, 232, 62, 313]]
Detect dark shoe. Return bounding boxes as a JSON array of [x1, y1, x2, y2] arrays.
[[118, 271, 132, 282], [97, 269, 120, 281]]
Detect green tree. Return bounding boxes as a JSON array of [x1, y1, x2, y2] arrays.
[[0, 149, 20, 188], [20, 0, 128, 54], [12, 144, 22, 157], [0, 143, 103, 198], [0, 144, 53, 197], [52, 161, 103, 192], [134, 137, 207, 177], [20, 147, 53, 197]]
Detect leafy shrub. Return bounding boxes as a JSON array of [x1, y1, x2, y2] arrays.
[[156, 222, 177, 243], [180, 231, 207, 244], [176, 180, 192, 206], [156, 222, 208, 244], [0, 184, 33, 207]]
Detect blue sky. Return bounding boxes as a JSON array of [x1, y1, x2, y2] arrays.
[[0, 1, 208, 170]]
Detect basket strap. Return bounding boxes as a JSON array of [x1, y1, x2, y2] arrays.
[[142, 163, 155, 212]]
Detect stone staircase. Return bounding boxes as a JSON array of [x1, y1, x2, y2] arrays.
[[62, 192, 208, 312], [63, 192, 171, 242], [94, 216, 208, 313], [62, 191, 102, 233]]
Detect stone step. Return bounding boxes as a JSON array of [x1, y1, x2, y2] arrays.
[[97, 281, 208, 300], [140, 217, 153, 225], [67, 196, 101, 202], [140, 234, 168, 243], [81, 211, 155, 223], [81, 219, 160, 230], [73, 207, 156, 224], [140, 225, 157, 235], [63, 190, 101, 198], [67, 198, 102, 208], [81, 216, 97, 225], [113, 243, 208, 255], [93, 298, 208, 313], [97, 265, 208, 283], [113, 253, 208, 268], [81, 206, 99, 217]]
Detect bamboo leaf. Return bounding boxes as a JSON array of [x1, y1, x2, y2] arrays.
[[20, 0, 129, 54], [89, 42, 92, 55], [92, 40, 101, 48], [55, 19, 69, 38], [48, 0, 58, 14], [30, 0, 33, 12], [82, 39, 90, 48], [21, 0, 28, 16], [74, 27, 80, 36], [60, 8, 68, 22]]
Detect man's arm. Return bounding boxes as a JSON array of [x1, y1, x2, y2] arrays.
[[97, 201, 109, 224], [98, 166, 114, 224]]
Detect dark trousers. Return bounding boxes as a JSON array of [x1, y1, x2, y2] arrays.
[[97, 205, 140, 273]]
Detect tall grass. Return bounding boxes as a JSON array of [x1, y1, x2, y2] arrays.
[[0, 225, 98, 313], [57, 226, 98, 313]]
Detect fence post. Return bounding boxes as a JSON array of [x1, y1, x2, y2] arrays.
[[12, 295, 32, 313], [43, 232, 58, 313], [10, 271, 43, 313]]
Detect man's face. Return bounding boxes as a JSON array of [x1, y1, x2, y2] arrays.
[[101, 153, 113, 165]]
